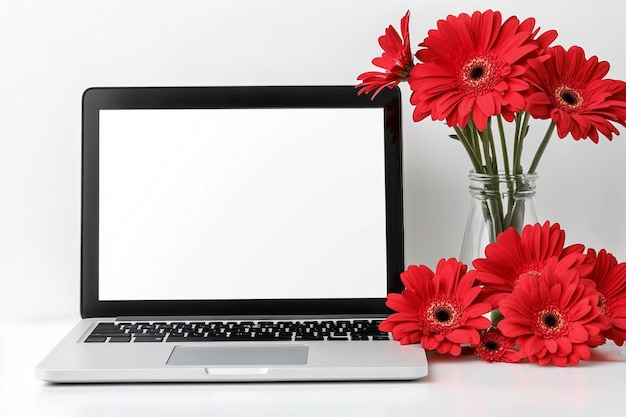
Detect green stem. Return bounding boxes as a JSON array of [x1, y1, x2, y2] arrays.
[[497, 115, 510, 178], [478, 119, 495, 174], [521, 111, 531, 138], [469, 124, 483, 169], [488, 123, 498, 174], [528, 121, 556, 174], [453, 125, 483, 173], [513, 111, 530, 175], [513, 113, 522, 174]]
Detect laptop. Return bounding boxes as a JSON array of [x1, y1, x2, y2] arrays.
[[35, 85, 428, 383]]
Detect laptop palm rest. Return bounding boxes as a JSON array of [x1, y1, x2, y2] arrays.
[[166, 344, 309, 366]]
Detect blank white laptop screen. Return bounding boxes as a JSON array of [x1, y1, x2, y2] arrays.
[[98, 107, 387, 301]]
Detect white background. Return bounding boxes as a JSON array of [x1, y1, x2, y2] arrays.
[[2, 0, 626, 321]]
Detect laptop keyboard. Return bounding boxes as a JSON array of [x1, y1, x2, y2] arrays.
[[84, 319, 390, 343]]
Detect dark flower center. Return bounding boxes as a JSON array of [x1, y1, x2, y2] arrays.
[[561, 91, 577, 105], [484, 340, 500, 351], [543, 314, 559, 328], [554, 85, 584, 111], [534, 306, 568, 338], [470, 66, 485, 80], [435, 308, 451, 323], [424, 298, 462, 334], [459, 56, 499, 94]]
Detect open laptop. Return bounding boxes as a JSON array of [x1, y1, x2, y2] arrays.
[[35, 85, 427, 383]]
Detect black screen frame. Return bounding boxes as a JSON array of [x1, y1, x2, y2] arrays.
[[81, 85, 403, 318]]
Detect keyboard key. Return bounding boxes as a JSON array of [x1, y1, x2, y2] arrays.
[[134, 336, 164, 342], [327, 335, 349, 341], [166, 335, 227, 342], [109, 336, 132, 343], [89, 331, 125, 337], [252, 333, 292, 341], [85, 336, 107, 343], [295, 334, 324, 341], [165, 336, 190, 343]]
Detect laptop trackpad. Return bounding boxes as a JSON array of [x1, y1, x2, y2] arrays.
[[166, 344, 308, 366]]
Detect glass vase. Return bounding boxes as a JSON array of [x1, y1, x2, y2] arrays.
[[459, 171, 539, 264]]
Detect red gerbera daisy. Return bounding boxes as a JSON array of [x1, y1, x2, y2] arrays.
[[498, 265, 609, 366], [379, 258, 491, 356], [472, 221, 593, 307], [472, 327, 523, 363], [586, 248, 626, 346], [356, 11, 414, 98], [525, 45, 626, 143], [409, 10, 557, 131]]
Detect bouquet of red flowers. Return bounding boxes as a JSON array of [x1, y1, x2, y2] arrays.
[[357, 10, 626, 366], [379, 221, 626, 366], [358, 11, 626, 237], [357, 10, 626, 159]]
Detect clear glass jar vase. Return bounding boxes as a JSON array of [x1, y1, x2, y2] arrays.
[[459, 171, 539, 264]]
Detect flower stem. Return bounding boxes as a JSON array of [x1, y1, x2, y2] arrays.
[[513, 111, 530, 175], [497, 115, 510, 178], [454, 125, 484, 173], [478, 119, 495, 174], [487, 123, 499, 174], [468, 124, 483, 169], [528, 121, 556, 174]]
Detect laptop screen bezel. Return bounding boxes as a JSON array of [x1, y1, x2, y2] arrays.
[[81, 85, 404, 318]]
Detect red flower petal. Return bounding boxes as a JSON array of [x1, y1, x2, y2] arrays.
[[409, 10, 556, 131], [446, 328, 479, 344], [472, 327, 523, 363], [585, 249, 626, 345], [356, 11, 414, 98], [525, 45, 626, 142], [498, 264, 606, 366], [379, 258, 489, 355], [473, 221, 590, 308]]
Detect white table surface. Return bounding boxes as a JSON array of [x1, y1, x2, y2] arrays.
[[2, 319, 626, 417]]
